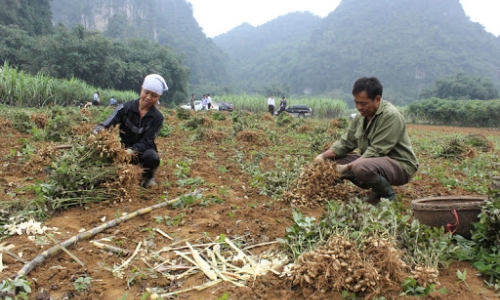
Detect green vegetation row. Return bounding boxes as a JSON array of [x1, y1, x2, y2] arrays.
[[406, 98, 500, 127], [214, 95, 348, 119], [0, 62, 138, 107]]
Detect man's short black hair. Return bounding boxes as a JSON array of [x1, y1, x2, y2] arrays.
[[352, 77, 383, 100]]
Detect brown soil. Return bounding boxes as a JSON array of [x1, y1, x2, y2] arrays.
[[0, 121, 498, 300]]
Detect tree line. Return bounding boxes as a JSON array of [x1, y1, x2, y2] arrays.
[[0, 24, 189, 105]]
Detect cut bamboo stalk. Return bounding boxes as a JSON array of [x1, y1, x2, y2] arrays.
[[186, 242, 217, 281], [90, 241, 129, 256], [154, 228, 173, 240], [45, 233, 85, 268], [14, 189, 201, 279]]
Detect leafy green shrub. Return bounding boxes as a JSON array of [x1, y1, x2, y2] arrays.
[[464, 134, 493, 152], [12, 111, 34, 133], [176, 107, 191, 120], [276, 113, 293, 127], [335, 117, 349, 129], [232, 111, 259, 134], [184, 116, 206, 130], [452, 178, 500, 281], [0, 277, 31, 300], [211, 111, 226, 120], [45, 112, 73, 142], [158, 123, 172, 137]]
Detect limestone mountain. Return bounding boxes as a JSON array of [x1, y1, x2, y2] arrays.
[[214, 12, 322, 94], [214, 0, 500, 103]]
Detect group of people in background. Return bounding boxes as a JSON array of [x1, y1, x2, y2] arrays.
[[82, 91, 118, 108], [267, 95, 287, 115], [200, 94, 213, 110]]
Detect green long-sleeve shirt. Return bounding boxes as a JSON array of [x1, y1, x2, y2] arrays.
[[330, 100, 418, 177]]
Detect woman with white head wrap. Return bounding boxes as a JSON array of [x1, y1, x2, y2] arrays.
[[93, 74, 168, 188]]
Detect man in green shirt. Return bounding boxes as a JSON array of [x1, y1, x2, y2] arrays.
[[315, 77, 418, 204]]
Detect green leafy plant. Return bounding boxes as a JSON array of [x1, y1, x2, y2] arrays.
[[0, 277, 31, 300], [401, 278, 442, 296], [216, 292, 229, 300], [176, 176, 205, 187], [456, 269, 470, 290], [171, 194, 203, 209], [154, 213, 186, 226], [74, 276, 92, 294]]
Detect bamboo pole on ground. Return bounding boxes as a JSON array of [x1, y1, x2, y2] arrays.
[[13, 189, 201, 279]]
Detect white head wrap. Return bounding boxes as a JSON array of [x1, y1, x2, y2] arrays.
[[142, 74, 168, 95]]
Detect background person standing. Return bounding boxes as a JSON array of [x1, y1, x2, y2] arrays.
[[190, 94, 195, 110], [267, 95, 275, 115], [276, 96, 287, 115]]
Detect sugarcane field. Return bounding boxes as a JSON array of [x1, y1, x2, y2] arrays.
[[0, 103, 500, 300]]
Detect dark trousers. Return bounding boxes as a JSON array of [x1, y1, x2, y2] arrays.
[[132, 149, 160, 179], [335, 154, 410, 187], [268, 105, 275, 115]]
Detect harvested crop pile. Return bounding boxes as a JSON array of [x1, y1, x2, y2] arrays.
[[71, 122, 94, 136], [281, 160, 348, 207], [260, 113, 275, 122], [31, 113, 49, 129], [202, 116, 214, 127], [25, 145, 60, 174], [464, 133, 494, 152], [0, 116, 12, 131], [437, 137, 472, 160], [204, 129, 228, 142], [236, 130, 271, 146], [32, 126, 143, 217], [298, 125, 313, 133], [283, 234, 407, 298]]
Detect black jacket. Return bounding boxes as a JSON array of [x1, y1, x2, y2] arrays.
[[94, 99, 164, 153]]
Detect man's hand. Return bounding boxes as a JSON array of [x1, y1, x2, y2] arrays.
[[335, 164, 348, 176], [314, 154, 324, 162], [125, 148, 134, 156]]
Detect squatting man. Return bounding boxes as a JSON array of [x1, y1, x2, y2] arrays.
[[92, 74, 168, 188], [315, 77, 419, 204]]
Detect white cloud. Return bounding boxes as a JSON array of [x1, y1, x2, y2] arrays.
[[460, 0, 500, 36], [188, 0, 500, 38], [187, 0, 341, 37]]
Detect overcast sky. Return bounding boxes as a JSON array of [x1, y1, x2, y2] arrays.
[[186, 0, 500, 38]]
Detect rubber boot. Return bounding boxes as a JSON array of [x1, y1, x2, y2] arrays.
[[364, 175, 396, 205], [142, 167, 158, 188]]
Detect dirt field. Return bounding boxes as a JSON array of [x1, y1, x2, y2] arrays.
[[0, 113, 499, 300]]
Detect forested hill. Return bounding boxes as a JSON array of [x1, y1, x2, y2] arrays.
[[214, 0, 500, 104], [213, 12, 322, 94], [50, 0, 230, 90]]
